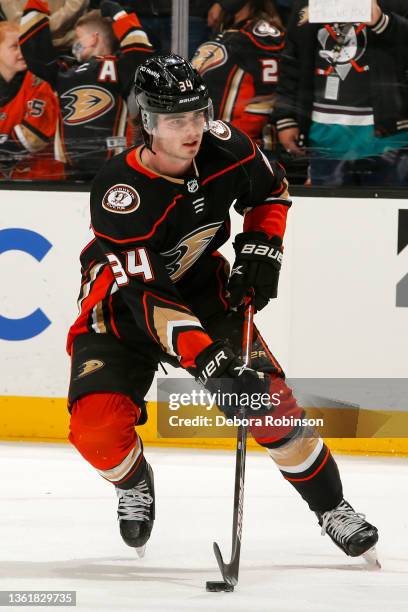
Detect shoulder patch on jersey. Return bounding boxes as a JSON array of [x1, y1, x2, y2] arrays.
[[191, 42, 228, 75], [210, 121, 232, 141], [252, 20, 281, 38], [102, 184, 140, 214]]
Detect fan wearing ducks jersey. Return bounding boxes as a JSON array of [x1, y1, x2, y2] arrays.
[[193, 0, 285, 146]]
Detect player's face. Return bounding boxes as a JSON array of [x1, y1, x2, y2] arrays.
[[73, 26, 98, 62], [153, 111, 206, 161], [0, 31, 27, 77]]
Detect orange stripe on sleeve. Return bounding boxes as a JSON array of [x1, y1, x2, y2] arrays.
[[24, 0, 50, 15], [24, 0, 49, 14], [113, 13, 142, 39], [244, 203, 289, 240], [177, 330, 213, 369], [19, 21, 48, 45]]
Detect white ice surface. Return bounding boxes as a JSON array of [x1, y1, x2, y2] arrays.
[[0, 443, 407, 612]]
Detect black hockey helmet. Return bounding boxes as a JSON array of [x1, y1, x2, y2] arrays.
[[134, 53, 211, 114], [134, 54, 213, 149]]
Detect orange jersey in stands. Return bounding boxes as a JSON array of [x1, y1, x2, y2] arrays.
[[0, 70, 62, 180]]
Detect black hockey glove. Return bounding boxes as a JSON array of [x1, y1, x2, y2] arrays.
[[228, 232, 282, 312], [193, 341, 275, 418], [100, 0, 123, 18]]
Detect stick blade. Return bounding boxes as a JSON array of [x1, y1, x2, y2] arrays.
[[213, 542, 238, 586], [213, 541, 226, 577], [206, 581, 234, 592]]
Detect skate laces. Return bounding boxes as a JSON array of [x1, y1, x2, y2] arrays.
[[320, 500, 367, 545], [117, 480, 153, 522]]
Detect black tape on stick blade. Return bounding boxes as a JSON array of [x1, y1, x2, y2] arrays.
[[206, 581, 234, 592]]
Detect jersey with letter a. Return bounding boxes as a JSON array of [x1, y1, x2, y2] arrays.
[[67, 121, 291, 371], [20, 0, 153, 175], [192, 18, 284, 143], [0, 70, 62, 180]]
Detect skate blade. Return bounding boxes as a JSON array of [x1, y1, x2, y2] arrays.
[[136, 545, 146, 558], [362, 546, 381, 569]]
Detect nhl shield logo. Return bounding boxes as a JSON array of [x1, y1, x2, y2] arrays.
[[187, 178, 199, 193]]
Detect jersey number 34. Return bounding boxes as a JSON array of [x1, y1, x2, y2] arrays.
[[107, 248, 154, 286]]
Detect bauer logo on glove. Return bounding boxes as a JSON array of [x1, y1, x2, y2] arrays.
[[227, 231, 283, 312], [240, 243, 283, 262]]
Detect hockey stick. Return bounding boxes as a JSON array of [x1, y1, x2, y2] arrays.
[[211, 297, 254, 588]]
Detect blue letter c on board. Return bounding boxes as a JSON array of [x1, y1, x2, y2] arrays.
[[0, 228, 52, 341]]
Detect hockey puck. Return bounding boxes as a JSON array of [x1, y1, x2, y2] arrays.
[[206, 581, 234, 592]]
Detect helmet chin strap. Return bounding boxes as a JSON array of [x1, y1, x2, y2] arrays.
[[141, 126, 156, 154], [138, 108, 156, 153]]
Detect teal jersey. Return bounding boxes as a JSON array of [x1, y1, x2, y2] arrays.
[[309, 122, 408, 160]]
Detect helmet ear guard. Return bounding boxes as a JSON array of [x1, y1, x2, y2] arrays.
[[140, 109, 156, 134]]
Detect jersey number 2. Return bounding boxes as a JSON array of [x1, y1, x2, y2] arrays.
[[261, 59, 278, 83]]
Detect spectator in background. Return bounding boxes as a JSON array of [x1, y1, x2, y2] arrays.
[[0, 0, 90, 52], [189, 1, 214, 57], [273, 0, 408, 186], [193, 0, 284, 151], [90, 1, 214, 57], [19, 0, 154, 181], [275, 0, 292, 26], [0, 21, 62, 180], [89, 0, 172, 52]]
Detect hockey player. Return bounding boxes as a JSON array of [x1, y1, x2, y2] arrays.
[[192, 0, 284, 146], [19, 0, 153, 180], [67, 54, 379, 562], [0, 21, 62, 180]]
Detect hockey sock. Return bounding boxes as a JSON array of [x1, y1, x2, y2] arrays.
[[264, 433, 343, 512]]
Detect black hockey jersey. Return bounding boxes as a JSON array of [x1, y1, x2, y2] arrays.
[[192, 18, 285, 143], [20, 0, 153, 176], [67, 121, 291, 370]]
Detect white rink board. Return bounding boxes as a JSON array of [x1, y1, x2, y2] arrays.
[[286, 197, 408, 377], [0, 190, 91, 397], [0, 190, 407, 399]]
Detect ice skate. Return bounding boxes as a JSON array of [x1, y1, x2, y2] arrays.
[[316, 499, 379, 564], [116, 462, 155, 553], [361, 545, 381, 569]]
